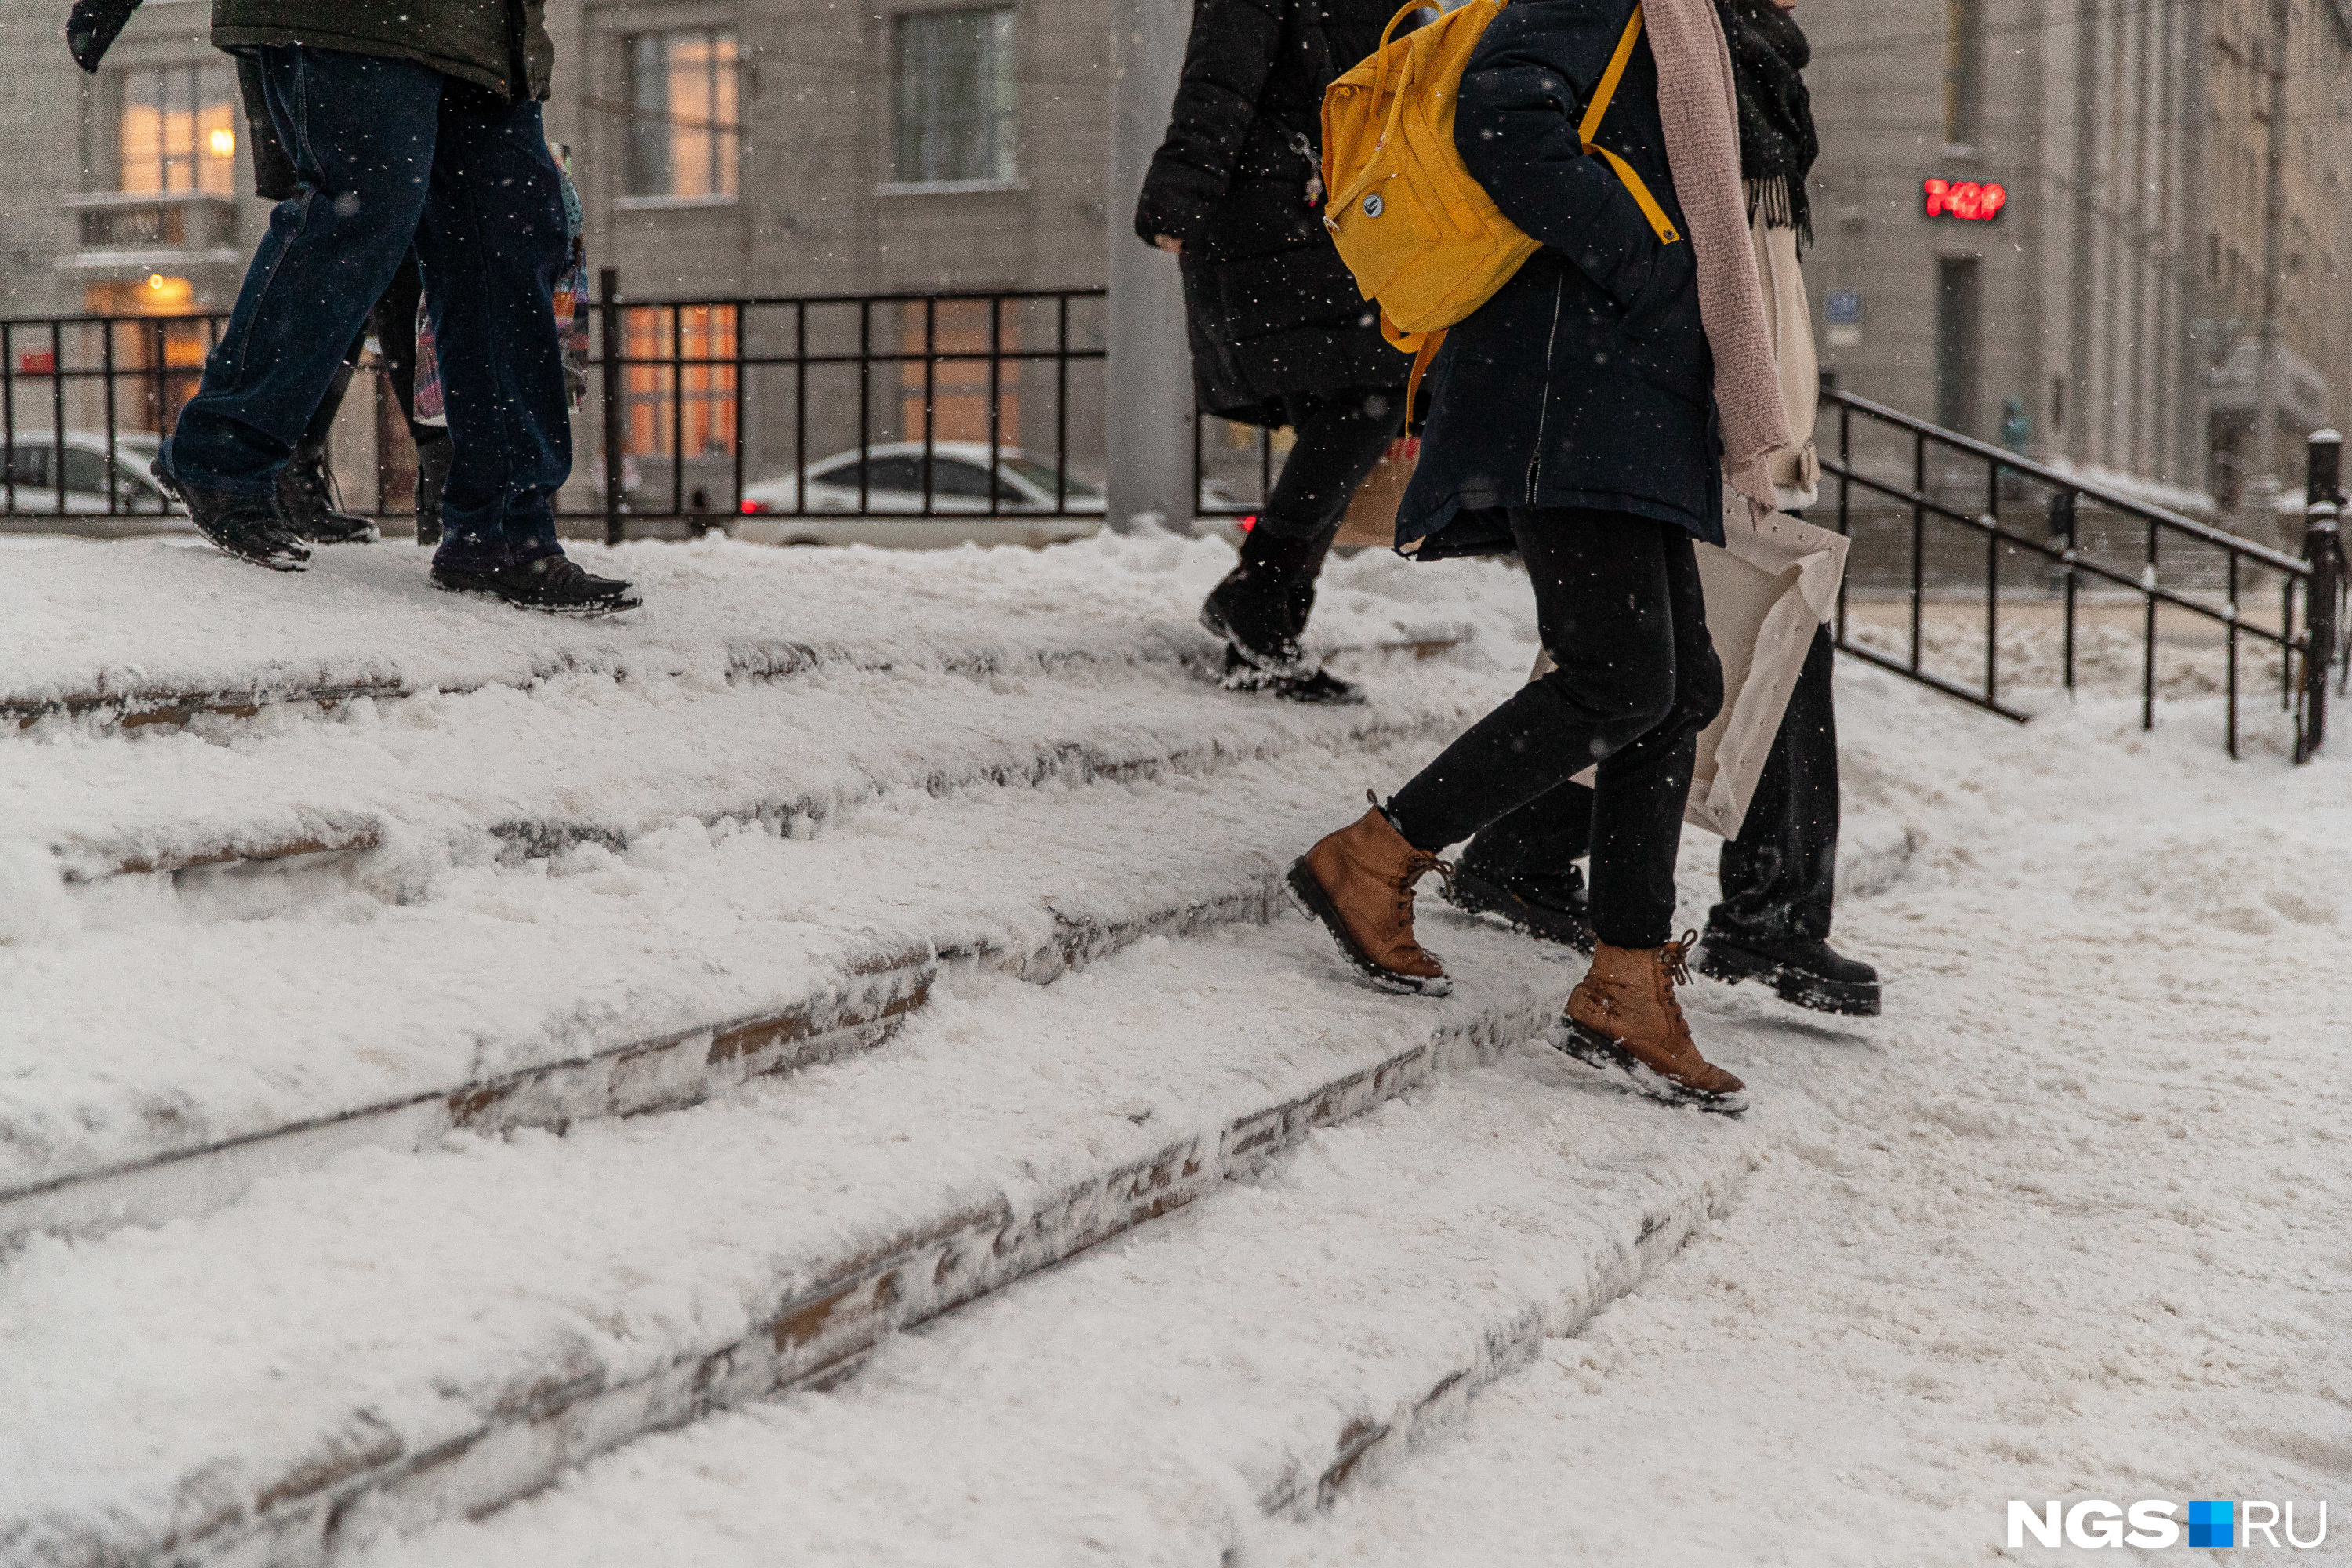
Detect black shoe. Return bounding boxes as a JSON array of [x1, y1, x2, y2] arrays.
[[1444, 851, 1596, 952], [278, 443, 379, 544], [1200, 525, 1332, 675], [1697, 931, 1882, 1017], [1218, 648, 1365, 705], [432, 554, 641, 615], [413, 430, 451, 546], [153, 456, 310, 572]]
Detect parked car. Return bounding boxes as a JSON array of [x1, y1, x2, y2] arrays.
[[732, 442, 1102, 549], [0, 430, 187, 535]]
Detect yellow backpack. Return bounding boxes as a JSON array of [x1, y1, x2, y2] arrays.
[[1320, 0, 1682, 412]]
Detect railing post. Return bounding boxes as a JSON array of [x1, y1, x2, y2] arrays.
[[2295, 428, 2342, 761], [599, 268, 625, 548]]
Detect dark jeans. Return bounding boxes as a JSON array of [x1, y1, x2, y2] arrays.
[[165, 46, 569, 572], [1472, 622, 1841, 942], [1256, 387, 1403, 541], [1388, 508, 1722, 949]]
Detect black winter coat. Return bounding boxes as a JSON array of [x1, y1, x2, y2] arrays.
[[1134, 0, 1408, 424], [1397, 0, 1721, 557], [212, 0, 554, 103]]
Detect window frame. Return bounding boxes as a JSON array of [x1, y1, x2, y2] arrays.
[[890, 6, 1020, 190], [621, 27, 743, 205], [113, 60, 238, 197]]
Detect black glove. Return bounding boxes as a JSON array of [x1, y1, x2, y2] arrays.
[[67, 0, 142, 72]]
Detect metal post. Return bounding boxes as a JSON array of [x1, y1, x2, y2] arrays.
[[2296, 428, 2342, 760], [599, 268, 625, 547], [1105, 0, 1197, 533]]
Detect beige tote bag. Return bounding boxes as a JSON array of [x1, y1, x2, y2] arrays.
[[1546, 487, 1848, 840]]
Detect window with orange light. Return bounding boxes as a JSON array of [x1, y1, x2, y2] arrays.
[[118, 64, 237, 195], [622, 305, 739, 457]]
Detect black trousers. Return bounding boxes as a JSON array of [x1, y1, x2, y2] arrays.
[[1254, 386, 1403, 542], [1474, 622, 1842, 941], [1387, 508, 1722, 949]]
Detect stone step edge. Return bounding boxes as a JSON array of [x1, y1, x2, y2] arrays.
[[46, 975, 1569, 1568], [0, 876, 1288, 1251], [49, 703, 1463, 883], [4, 628, 1473, 731], [1250, 1147, 1751, 1525]]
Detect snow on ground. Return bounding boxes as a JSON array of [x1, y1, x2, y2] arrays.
[[4, 530, 2344, 1566], [1260, 674, 2352, 1566], [0, 532, 1479, 709], [320, 665, 2351, 1566]]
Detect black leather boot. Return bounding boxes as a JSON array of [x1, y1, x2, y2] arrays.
[[1444, 833, 1595, 951], [152, 455, 310, 572], [1200, 525, 1330, 676], [278, 442, 379, 544], [1696, 931, 1882, 1017]]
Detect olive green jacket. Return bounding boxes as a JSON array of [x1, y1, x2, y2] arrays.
[[212, 0, 554, 102]]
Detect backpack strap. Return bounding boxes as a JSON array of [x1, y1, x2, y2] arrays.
[[1578, 4, 1682, 245]]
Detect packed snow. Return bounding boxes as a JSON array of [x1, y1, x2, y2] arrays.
[[1, 528, 2343, 1566]]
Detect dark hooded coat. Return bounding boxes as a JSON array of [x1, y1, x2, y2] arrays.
[[1134, 0, 1410, 425], [1396, 0, 1721, 557]]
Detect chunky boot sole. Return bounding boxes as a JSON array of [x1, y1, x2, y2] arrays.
[[1697, 939, 1882, 1018], [292, 517, 381, 546], [1445, 864, 1595, 953], [193, 521, 309, 572], [1220, 659, 1366, 706], [1283, 859, 1451, 997], [1200, 597, 1307, 678], [430, 569, 642, 617], [1547, 1019, 1748, 1115]]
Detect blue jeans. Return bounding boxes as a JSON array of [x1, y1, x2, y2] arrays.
[[165, 47, 569, 572]]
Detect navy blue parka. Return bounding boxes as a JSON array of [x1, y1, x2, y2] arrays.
[[1396, 0, 1722, 557]]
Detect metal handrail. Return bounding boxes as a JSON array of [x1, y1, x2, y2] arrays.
[[1821, 387, 2323, 760]]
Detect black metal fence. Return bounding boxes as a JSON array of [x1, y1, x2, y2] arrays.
[[2, 293, 2340, 760], [1820, 389, 2334, 760]]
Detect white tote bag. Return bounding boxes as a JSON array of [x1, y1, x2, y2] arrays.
[[1545, 487, 1848, 840]]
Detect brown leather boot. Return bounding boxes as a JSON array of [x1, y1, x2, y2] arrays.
[[1287, 793, 1453, 996], [1554, 932, 1747, 1112]]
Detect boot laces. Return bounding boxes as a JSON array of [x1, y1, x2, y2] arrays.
[[1661, 930, 1697, 988], [283, 452, 340, 521]]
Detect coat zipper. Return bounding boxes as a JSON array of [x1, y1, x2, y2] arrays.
[[1525, 274, 1566, 502]]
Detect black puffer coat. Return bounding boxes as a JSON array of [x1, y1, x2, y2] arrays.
[[212, 0, 554, 103], [1397, 0, 1721, 557], [1134, 0, 1409, 425]]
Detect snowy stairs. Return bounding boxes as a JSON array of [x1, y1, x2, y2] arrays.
[[0, 536, 1786, 1568]]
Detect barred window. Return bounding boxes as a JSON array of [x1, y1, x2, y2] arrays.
[[894, 9, 1018, 185], [627, 31, 742, 198], [623, 304, 738, 459], [118, 64, 236, 195]]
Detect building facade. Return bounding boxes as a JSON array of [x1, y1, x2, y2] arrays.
[[1803, 0, 2352, 517], [1, 0, 2344, 517]]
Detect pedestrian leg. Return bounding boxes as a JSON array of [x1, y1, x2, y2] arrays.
[[1697, 624, 1882, 1014]]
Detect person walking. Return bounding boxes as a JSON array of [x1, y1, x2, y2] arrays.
[[1135, 0, 1411, 703], [146, 2, 637, 613], [1442, 0, 1884, 1018], [1287, 0, 1792, 1111], [218, 54, 452, 549]]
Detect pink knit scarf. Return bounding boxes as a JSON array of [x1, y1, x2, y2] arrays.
[[1641, 0, 1791, 510]]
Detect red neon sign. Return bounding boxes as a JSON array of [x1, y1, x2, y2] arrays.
[[1922, 178, 2008, 221]]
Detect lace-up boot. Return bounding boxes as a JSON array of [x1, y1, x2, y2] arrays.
[[278, 442, 379, 544], [152, 455, 310, 572], [1287, 793, 1452, 995], [1202, 525, 1327, 676], [1554, 932, 1746, 1112], [430, 554, 641, 615]]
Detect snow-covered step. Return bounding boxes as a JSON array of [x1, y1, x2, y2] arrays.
[[13, 650, 1488, 883], [340, 983, 1758, 1568], [0, 535, 1473, 728], [0, 915, 1617, 1568], [0, 731, 1484, 1245]]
